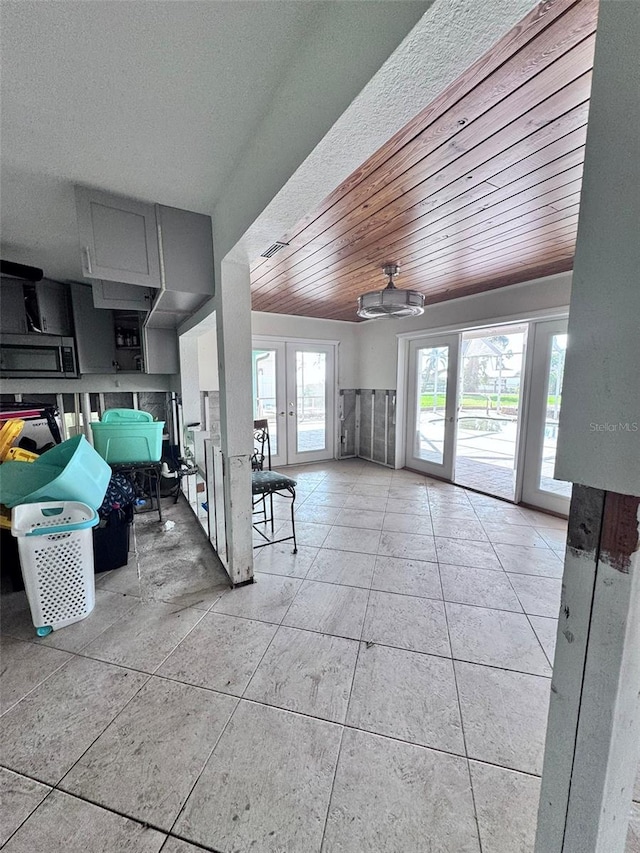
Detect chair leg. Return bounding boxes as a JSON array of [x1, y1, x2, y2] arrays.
[[269, 492, 274, 534], [290, 488, 297, 554], [155, 469, 163, 522]]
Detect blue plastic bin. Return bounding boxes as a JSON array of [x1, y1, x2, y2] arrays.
[[90, 409, 164, 463], [0, 435, 111, 509]]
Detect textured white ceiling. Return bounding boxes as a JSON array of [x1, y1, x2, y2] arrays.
[[228, 0, 540, 269], [0, 0, 428, 281]]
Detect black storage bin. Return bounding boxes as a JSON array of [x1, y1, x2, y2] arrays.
[[92, 505, 133, 573], [1, 527, 24, 591]]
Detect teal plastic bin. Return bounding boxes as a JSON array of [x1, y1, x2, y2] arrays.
[[90, 409, 164, 463], [0, 435, 111, 509]]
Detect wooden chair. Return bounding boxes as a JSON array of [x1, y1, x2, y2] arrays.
[[252, 419, 297, 553]]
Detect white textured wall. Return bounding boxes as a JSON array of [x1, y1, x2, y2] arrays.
[[178, 334, 201, 426], [197, 327, 219, 392], [213, 1, 432, 268], [555, 0, 640, 496], [251, 311, 359, 390], [228, 0, 538, 269], [357, 273, 572, 389]]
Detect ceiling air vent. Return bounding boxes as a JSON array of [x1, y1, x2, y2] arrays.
[[260, 241, 289, 259]]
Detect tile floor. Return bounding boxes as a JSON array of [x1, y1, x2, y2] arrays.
[[1, 458, 638, 853]]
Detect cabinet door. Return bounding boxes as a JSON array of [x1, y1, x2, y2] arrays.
[[35, 280, 71, 336], [92, 280, 152, 311], [75, 187, 161, 289], [143, 326, 179, 375], [157, 206, 214, 296], [70, 282, 117, 374], [0, 279, 28, 333]]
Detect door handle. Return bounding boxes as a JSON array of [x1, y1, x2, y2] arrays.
[[83, 246, 93, 275]]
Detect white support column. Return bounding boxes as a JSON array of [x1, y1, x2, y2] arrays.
[[563, 494, 640, 852], [535, 489, 640, 852], [216, 258, 254, 585], [80, 393, 93, 445], [536, 1, 640, 850]]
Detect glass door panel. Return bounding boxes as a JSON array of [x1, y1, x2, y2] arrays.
[[295, 350, 327, 454], [406, 334, 459, 478], [252, 341, 286, 468], [540, 333, 570, 497], [286, 343, 334, 465], [454, 324, 528, 502], [414, 345, 449, 465], [522, 320, 571, 514], [253, 339, 335, 467]]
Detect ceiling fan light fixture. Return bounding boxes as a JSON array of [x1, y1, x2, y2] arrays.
[[356, 263, 424, 320]]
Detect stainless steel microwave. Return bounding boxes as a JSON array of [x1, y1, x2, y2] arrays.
[[0, 334, 78, 378]]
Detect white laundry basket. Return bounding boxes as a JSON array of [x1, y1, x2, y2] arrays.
[[12, 501, 99, 637]]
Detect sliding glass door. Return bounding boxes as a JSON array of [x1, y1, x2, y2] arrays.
[[454, 324, 528, 501], [403, 319, 570, 514]]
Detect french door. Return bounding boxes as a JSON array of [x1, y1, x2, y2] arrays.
[[405, 334, 460, 479], [252, 339, 335, 467], [521, 319, 571, 513]]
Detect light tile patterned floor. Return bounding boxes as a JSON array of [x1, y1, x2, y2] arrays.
[[1, 459, 637, 853]]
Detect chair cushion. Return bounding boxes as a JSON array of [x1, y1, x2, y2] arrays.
[[252, 470, 297, 495]]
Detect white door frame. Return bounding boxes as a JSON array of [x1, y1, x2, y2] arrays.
[[398, 317, 570, 512], [521, 318, 571, 514], [395, 306, 570, 475], [404, 333, 460, 479], [252, 336, 338, 466]]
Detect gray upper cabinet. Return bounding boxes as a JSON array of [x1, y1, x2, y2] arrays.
[[70, 282, 117, 374], [92, 280, 153, 311], [157, 206, 214, 296], [0, 279, 28, 333], [143, 325, 179, 375], [0, 277, 71, 336], [146, 206, 214, 329], [34, 280, 71, 336], [75, 187, 162, 289], [74, 188, 214, 340]]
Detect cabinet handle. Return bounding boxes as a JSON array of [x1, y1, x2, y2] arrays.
[[42, 316, 47, 332], [84, 246, 93, 275]]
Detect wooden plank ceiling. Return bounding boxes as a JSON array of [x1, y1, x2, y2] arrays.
[[250, 0, 598, 322]]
